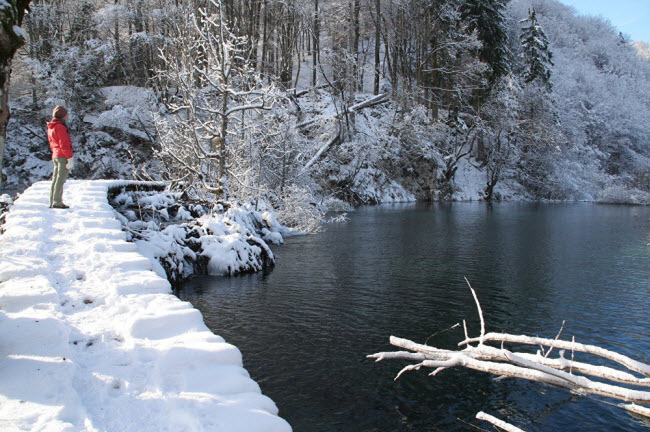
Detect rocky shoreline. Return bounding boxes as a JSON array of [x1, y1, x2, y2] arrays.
[[108, 185, 290, 286]]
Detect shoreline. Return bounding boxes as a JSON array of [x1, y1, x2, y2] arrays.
[[0, 180, 292, 431]]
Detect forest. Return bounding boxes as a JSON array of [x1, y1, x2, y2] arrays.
[[2, 0, 650, 219], [0, 3, 648, 430]]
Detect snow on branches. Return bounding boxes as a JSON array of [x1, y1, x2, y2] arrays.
[[368, 278, 650, 431]]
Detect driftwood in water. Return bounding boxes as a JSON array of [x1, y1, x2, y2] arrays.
[[476, 412, 526, 432], [368, 278, 650, 431]]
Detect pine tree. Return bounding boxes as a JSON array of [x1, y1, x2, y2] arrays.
[[520, 8, 553, 90], [459, 0, 510, 83]]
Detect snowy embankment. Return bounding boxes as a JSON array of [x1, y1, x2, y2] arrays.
[[0, 180, 291, 432], [109, 187, 289, 285]]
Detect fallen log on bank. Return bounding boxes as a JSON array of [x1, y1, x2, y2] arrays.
[[296, 93, 390, 175], [295, 92, 389, 130], [368, 278, 650, 431]]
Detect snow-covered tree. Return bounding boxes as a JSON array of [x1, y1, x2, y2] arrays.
[[632, 41, 650, 60], [520, 7, 553, 90], [479, 77, 520, 201], [155, 0, 281, 197], [0, 0, 31, 188], [460, 0, 510, 84]]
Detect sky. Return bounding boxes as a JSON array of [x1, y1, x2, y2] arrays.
[[557, 0, 650, 42]]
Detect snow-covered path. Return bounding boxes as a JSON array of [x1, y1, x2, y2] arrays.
[[0, 180, 291, 432]]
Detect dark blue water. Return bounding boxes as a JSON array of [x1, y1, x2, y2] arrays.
[[177, 203, 650, 431]]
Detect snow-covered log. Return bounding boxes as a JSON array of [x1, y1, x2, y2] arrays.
[[620, 403, 650, 419], [371, 336, 650, 404], [348, 93, 389, 111], [459, 333, 650, 378], [368, 281, 650, 429], [295, 93, 389, 130], [384, 336, 650, 387], [476, 412, 526, 432], [300, 133, 341, 173]]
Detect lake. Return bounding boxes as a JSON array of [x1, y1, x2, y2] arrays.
[[177, 202, 650, 431]]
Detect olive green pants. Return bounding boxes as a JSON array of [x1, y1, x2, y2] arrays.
[[50, 157, 69, 207]]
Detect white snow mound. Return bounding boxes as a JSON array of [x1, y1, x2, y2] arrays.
[[0, 180, 291, 432]]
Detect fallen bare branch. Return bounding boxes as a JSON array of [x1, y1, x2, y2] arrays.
[[368, 281, 650, 430], [620, 403, 650, 419], [462, 343, 650, 388], [459, 333, 650, 378], [372, 339, 650, 404], [374, 336, 650, 387], [465, 277, 485, 345], [503, 350, 650, 404], [546, 320, 566, 358], [476, 412, 527, 432]]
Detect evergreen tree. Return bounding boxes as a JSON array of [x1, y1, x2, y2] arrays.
[[459, 0, 510, 83], [520, 7, 553, 90]]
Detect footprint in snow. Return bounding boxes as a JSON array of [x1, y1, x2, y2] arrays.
[[109, 379, 124, 397]]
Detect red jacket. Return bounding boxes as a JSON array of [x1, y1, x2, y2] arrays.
[[47, 119, 73, 159]]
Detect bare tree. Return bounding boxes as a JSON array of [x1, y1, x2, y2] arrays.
[[156, 0, 280, 197], [312, 0, 320, 87]]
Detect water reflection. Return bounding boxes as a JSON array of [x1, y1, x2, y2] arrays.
[[177, 202, 650, 432]]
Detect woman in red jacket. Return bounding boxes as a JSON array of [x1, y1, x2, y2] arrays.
[[47, 106, 73, 209]]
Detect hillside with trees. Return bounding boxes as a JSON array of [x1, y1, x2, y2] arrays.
[[2, 0, 649, 211]]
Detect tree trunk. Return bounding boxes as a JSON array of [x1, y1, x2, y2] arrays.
[[352, 0, 360, 93], [279, 2, 295, 88], [373, 0, 380, 95], [261, 0, 268, 77], [218, 92, 229, 195], [312, 0, 319, 87], [0, 0, 31, 188], [249, 0, 262, 70]]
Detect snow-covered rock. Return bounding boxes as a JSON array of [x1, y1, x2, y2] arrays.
[[110, 189, 290, 284]]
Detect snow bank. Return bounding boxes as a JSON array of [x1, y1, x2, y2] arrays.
[[597, 184, 650, 205], [110, 189, 290, 283], [83, 86, 157, 140], [0, 180, 291, 432]]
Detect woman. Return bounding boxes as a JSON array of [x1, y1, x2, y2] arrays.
[[46, 105, 74, 209]]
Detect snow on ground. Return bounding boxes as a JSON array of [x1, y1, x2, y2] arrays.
[[82, 86, 158, 141], [114, 192, 287, 283], [0, 180, 292, 432], [448, 158, 485, 201], [449, 158, 530, 202]]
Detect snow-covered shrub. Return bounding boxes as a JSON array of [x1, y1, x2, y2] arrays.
[[597, 184, 650, 205], [321, 197, 353, 212], [0, 194, 14, 232], [0, 194, 13, 206], [110, 189, 289, 284], [309, 97, 426, 203], [275, 185, 325, 233]]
